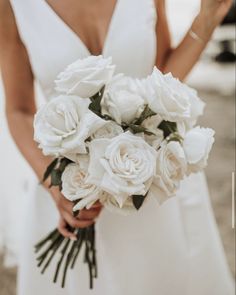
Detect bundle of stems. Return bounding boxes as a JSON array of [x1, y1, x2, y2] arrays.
[[35, 157, 97, 288], [35, 224, 97, 289]]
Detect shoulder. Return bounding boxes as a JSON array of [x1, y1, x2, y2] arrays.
[[0, 0, 19, 42], [0, 0, 13, 24]]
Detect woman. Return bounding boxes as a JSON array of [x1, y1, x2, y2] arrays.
[[0, 0, 234, 294]]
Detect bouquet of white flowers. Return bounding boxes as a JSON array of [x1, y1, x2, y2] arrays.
[[34, 55, 215, 288]]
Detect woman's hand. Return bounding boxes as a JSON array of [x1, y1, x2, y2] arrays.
[[200, 0, 233, 29], [50, 187, 103, 239]]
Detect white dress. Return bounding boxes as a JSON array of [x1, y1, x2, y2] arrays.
[[9, 0, 234, 294]]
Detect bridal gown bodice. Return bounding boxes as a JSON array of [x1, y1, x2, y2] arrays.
[[9, 1, 234, 295], [11, 0, 156, 98]]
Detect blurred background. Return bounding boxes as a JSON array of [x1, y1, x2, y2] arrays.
[[0, 0, 235, 294]]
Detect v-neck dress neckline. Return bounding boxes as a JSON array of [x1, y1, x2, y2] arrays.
[[42, 0, 120, 56]]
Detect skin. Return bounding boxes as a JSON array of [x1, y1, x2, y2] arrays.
[[0, 0, 232, 239]]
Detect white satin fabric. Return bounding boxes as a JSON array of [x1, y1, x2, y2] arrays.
[[9, 0, 234, 294]]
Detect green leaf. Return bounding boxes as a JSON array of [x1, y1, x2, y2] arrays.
[[89, 85, 105, 115], [129, 124, 147, 134], [158, 121, 177, 138], [132, 194, 147, 210], [129, 124, 155, 136], [90, 85, 105, 101], [134, 105, 156, 125], [42, 158, 58, 183], [143, 130, 155, 136], [102, 114, 113, 121], [58, 157, 72, 173], [121, 122, 128, 131], [50, 169, 62, 187]]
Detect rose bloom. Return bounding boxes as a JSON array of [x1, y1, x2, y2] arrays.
[[55, 55, 115, 98], [152, 140, 187, 199], [61, 157, 102, 211], [102, 75, 145, 124], [87, 132, 157, 208], [100, 193, 137, 215], [91, 121, 123, 140], [141, 114, 164, 149], [181, 85, 205, 128], [34, 95, 106, 157], [143, 67, 192, 122], [183, 126, 215, 174]]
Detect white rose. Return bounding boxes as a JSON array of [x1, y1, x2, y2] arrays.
[[144, 67, 191, 122], [100, 194, 136, 215], [91, 121, 123, 139], [152, 141, 187, 198], [141, 114, 164, 149], [55, 55, 115, 98], [176, 121, 187, 138], [141, 114, 162, 136], [102, 75, 145, 124], [183, 126, 215, 173], [34, 95, 106, 157], [182, 84, 205, 128], [87, 132, 157, 208], [61, 157, 102, 211]]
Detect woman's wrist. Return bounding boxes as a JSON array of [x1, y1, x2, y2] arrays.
[[48, 184, 61, 205], [191, 13, 217, 43], [43, 174, 61, 205]]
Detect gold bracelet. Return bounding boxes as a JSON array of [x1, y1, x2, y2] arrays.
[[189, 30, 204, 44]]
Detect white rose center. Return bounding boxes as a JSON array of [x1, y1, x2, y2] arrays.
[[47, 101, 79, 138], [106, 141, 152, 182]]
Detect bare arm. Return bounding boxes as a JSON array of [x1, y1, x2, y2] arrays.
[[155, 0, 233, 80], [0, 1, 53, 183], [0, 0, 101, 237]]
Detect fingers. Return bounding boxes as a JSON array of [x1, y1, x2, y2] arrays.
[[57, 195, 103, 231], [90, 201, 103, 209], [60, 206, 102, 230], [77, 207, 102, 221], [63, 211, 95, 229], [57, 217, 77, 240]]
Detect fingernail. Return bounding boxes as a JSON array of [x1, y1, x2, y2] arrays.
[[70, 237, 77, 241]]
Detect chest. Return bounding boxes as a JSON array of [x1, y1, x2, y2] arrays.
[[45, 0, 118, 55], [10, 0, 157, 98]]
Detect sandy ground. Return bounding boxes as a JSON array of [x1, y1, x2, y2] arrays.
[[0, 256, 16, 295]]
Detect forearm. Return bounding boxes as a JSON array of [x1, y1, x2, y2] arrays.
[[162, 14, 216, 80], [6, 109, 53, 189]]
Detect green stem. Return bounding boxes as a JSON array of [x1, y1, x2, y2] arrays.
[[61, 241, 77, 288], [41, 235, 64, 274], [53, 238, 71, 284], [35, 228, 58, 253], [85, 227, 95, 289], [37, 232, 61, 267], [90, 225, 97, 278], [35, 225, 97, 289], [85, 241, 93, 289], [70, 232, 84, 269]]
